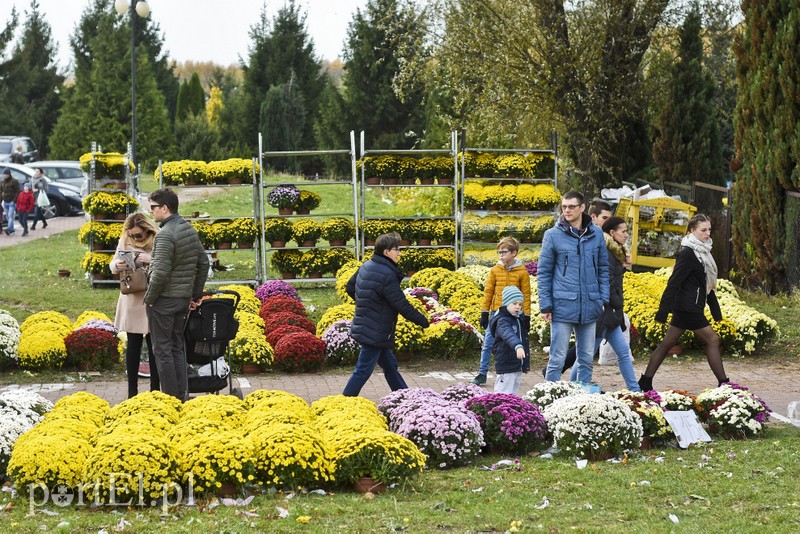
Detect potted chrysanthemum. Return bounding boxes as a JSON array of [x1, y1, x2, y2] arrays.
[[466, 393, 549, 454], [267, 185, 301, 214], [320, 217, 356, 246], [263, 217, 293, 247], [694, 383, 770, 438]]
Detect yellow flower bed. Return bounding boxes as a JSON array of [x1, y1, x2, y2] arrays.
[[179, 395, 246, 424], [174, 430, 255, 493], [17, 331, 67, 369], [104, 391, 182, 426], [20, 311, 72, 336], [249, 422, 335, 488], [315, 303, 356, 337], [230, 326, 274, 367], [73, 311, 113, 329]]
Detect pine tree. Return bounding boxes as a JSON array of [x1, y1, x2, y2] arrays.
[[259, 75, 307, 171], [731, 0, 800, 292], [176, 80, 190, 122], [187, 72, 206, 116], [341, 0, 426, 149], [240, 1, 325, 153], [313, 78, 351, 175], [0, 1, 64, 156], [653, 6, 725, 186]]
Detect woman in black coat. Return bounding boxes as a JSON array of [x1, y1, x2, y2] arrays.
[[343, 232, 429, 396], [638, 214, 728, 392]]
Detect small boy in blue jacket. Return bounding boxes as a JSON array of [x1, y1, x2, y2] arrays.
[[490, 286, 530, 395]]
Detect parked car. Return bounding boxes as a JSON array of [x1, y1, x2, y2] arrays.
[[0, 136, 39, 163], [1, 163, 83, 218], [26, 161, 87, 192]]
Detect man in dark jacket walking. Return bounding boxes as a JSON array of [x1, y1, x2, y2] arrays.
[[343, 232, 429, 396], [145, 188, 209, 401]]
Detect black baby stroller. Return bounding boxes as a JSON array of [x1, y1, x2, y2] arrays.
[[184, 289, 243, 399]]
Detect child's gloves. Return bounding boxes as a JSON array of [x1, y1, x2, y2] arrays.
[[480, 311, 489, 329]]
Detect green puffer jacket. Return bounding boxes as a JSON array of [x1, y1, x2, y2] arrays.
[[144, 214, 209, 305]]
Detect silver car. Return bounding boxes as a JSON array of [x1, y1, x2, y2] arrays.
[[26, 160, 88, 192]]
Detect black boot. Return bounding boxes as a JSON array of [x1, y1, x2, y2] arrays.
[[638, 375, 653, 392], [718, 377, 730, 387], [42, 221, 48, 228]]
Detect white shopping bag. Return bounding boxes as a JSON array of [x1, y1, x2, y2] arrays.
[[598, 314, 632, 365]]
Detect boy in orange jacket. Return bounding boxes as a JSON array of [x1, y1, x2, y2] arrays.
[[472, 236, 531, 385]]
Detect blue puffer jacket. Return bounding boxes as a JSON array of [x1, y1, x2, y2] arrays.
[[346, 254, 429, 348], [489, 307, 530, 374], [537, 213, 609, 324]]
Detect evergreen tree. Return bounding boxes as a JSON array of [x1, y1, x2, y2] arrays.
[[187, 72, 206, 116], [0, 1, 64, 156], [206, 86, 224, 126], [731, 0, 800, 292], [176, 80, 190, 122], [241, 1, 324, 152], [259, 75, 307, 171], [50, 10, 171, 169], [313, 78, 351, 175], [653, 6, 725, 186], [341, 0, 426, 149], [173, 112, 222, 161]]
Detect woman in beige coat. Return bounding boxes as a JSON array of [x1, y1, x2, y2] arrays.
[[111, 212, 160, 398]]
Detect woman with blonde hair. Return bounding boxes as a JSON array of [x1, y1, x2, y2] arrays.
[[110, 212, 161, 398]]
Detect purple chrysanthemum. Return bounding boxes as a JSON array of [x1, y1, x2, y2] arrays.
[[466, 393, 549, 454], [255, 280, 300, 303]]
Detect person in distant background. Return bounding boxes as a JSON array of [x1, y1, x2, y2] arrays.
[[10, 146, 25, 164], [30, 168, 48, 230], [16, 183, 34, 237], [1, 168, 20, 235]]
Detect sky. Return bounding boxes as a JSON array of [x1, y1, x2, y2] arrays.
[[5, 0, 368, 70]]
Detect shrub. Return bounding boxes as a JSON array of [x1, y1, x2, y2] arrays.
[[466, 393, 549, 454], [263, 312, 316, 336], [273, 332, 326, 372]]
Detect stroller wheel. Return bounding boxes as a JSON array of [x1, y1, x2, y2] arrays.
[[231, 387, 243, 400]]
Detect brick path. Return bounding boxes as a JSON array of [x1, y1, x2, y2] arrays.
[[3, 357, 798, 422]]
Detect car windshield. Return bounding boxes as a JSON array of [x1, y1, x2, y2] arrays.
[[0, 141, 12, 153]]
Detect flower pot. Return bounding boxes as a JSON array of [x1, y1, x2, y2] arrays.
[[237, 241, 254, 249], [667, 344, 683, 355], [366, 177, 381, 185], [328, 239, 346, 247], [216, 481, 237, 497], [587, 449, 614, 462], [307, 272, 322, 279], [437, 178, 453, 185], [112, 273, 121, 281], [229, 177, 244, 185], [365, 239, 376, 246], [399, 239, 412, 246], [416, 238, 432, 246], [296, 209, 311, 215], [92, 242, 105, 251], [186, 179, 200, 186], [113, 213, 127, 221], [281, 272, 296, 279], [76, 360, 90, 372], [405, 270, 416, 278], [241, 363, 261, 375], [278, 208, 293, 215], [487, 205, 499, 211], [270, 241, 286, 248], [217, 241, 233, 250], [301, 239, 317, 247], [384, 177, 398, 185], [639, 436, 652, 450], [395, 351, 412, 362], [354, 477, 385, 494], [438, 240, 452, 246], [114, 181, 128, 190], [92, 273, 108, 281], [419, 177, 434, 185], [57, 269, 71, 278], [94, 213, 111, 220]]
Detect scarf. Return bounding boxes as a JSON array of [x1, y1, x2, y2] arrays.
[[681, 233, 717, 294], [604, 232, 627, 266]]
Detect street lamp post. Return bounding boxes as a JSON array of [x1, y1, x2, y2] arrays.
[[114, 0, 150, 179]]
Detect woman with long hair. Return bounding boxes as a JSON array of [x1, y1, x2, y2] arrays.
[[110, 212, 161, 398], [638, 214, 727, 392]]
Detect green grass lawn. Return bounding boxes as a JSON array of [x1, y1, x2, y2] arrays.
[[2, 424, 798, 532]]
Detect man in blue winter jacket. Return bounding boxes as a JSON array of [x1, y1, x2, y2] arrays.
[[343, 232, 430, 396], [538, 191, 609, 384]]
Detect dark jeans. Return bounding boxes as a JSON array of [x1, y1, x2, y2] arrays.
[[31, 205, 46, 228], [125, 333, 160, 398], [146, 297, 190, 402], [343, 345, 407, 396], [19, 211, 28, 233]]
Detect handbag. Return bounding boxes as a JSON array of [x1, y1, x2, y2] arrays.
[[120, 268, 148, 294], [36, 190, 50, 207]]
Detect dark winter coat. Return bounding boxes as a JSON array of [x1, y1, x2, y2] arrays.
[[597, 234, 627, 336], [346, 254, 429, 348], [655, 247, 722, 323], [489, 307, 530, 374], [537, 213, 610, 324], [1, 176, 20, 203], [144, 213, 209, 305]]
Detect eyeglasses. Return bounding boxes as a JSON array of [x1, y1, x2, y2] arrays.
[[498, 250, 512, 255], [389, 247, 401, 252], [128, 231, 144, 240], [149, 204, 163, 211], [561, 204, 581, 211]]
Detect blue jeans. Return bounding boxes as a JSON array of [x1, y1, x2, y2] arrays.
[[343, 345, 407, 396], [478, 310, 498, 375], [2, 201, 15, 232], [569, 327, 640, 391], [546, 321, 596, 382]]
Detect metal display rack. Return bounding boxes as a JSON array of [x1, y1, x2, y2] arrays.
[[359, 131, 460, 268], [457, 132, 559, 266], [156, 158, 264, 287], [257, 131, 359, 284]]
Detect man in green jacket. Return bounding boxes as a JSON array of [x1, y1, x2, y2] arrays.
[[145, 188, 209, 401]]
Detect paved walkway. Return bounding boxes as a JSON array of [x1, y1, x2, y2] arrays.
[[0, 214, 85, 248], [2, 358, 798, 422]]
